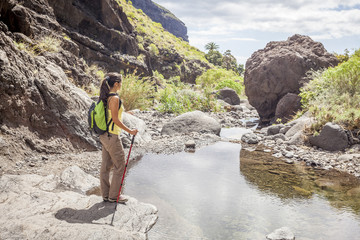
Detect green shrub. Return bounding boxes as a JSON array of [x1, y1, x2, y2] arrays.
[[85, 64, 105, 81], [34, 36, 61, 54], [62, 33, 71, 41], [300, 49, 360, 131], [137, 26, 146, 34], [120, 73, 155, 111], [127, 12, 136, 20], [14, 41, 30, 52], [156, 83, 221, 114], [156, 86, 185, 114], [196, 68, 242, 90], [148, 43, 159, 55], [215, 78, 244, 96], [14, 35, 61, 55]]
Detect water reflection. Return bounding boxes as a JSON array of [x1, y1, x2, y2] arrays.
[[124, 141, 360, 239], [240, 148, 360, 214]]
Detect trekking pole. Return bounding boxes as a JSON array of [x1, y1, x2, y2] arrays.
[[110, 134, 135, 226]]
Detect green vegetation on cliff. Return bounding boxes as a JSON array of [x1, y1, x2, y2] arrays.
[[14, 36, 61, 55], [116, 0, 206, 62], [300, 49, 360, 131]]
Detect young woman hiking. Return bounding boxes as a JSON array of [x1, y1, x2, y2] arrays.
[[99, 72, 138, 203]]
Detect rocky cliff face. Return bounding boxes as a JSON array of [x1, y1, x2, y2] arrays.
[[0, 0, 207, 159], [1, 0, 148, 75], [131, 0, 189, 42], [47, 0, 149, 74], [0, 21, 97, 156]]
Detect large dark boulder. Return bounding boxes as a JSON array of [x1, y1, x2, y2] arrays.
[[275, 93, 302, 123], [216, 87, 240, 105], [244, 34, 339, 123], [309, 122, 349, 151]]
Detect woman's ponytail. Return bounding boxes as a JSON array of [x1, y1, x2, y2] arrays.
[[99, 73, 123, 105]]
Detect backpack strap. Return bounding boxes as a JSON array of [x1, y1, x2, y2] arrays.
[[106, 93, 122, 134]]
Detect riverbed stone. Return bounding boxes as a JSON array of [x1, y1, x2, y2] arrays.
[[185, 140, 196, 149], [338, 154, 360, 162], [216, 87, 241, 105], [285, 115, 312, 139], [0, 137, 7, 150], [309, 122, 348, 151], [161, 111, 221, 136], [267, 125, 284, 135], [279, 125, 292, 135], [266, 227, 295, 240], [241, 132, 259, 144], [350, 144, 360, 152], [284, 151, 294, 158], [272, 134, 287, 141], [286, 131, 305, 146]]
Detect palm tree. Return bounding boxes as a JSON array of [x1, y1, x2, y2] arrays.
[[205, 42, 219, 52]]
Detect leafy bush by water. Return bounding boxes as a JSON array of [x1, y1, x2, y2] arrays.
[[215, 79, 244, 96], [156, 81, 221, 114], [196, 68, 244, 96], [300, 49, 360, 131], [155, 68, 245, 114]]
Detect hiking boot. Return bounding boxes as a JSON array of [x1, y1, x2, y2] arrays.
[[103, 197, 109, 202], [109, 196, 128, 203]]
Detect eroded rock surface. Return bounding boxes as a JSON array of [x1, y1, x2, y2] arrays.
[[0, 166, 158, 240]]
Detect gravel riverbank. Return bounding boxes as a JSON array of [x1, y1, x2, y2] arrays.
[[2, 106, 359, 180]]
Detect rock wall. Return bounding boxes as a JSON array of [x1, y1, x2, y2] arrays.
[[0, 24, 97, 155], [131, 0, 189, 42], [47, 0, 149, 74], [244, 34, 339, 123], [0, 0, 209, 158]]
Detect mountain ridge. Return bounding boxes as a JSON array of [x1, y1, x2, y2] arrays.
[[131, 0, 189, 42]]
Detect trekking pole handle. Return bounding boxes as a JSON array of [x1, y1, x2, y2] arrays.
[[131, 134, 135, 145]]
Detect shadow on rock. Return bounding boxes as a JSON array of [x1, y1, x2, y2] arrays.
[[55, 202, 115, 224]]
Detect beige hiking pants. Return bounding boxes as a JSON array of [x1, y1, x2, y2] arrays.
[[99, 133, 126, 200]]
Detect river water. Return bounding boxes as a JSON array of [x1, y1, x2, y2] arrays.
[[124, 129, 360, 240]]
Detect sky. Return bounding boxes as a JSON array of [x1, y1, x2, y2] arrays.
[[153, 0, 360, 65]]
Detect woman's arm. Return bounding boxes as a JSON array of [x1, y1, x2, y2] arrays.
[[109, 96, 138, 135]]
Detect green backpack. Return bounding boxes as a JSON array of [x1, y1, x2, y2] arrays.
[[88, 93, 121, 135]]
